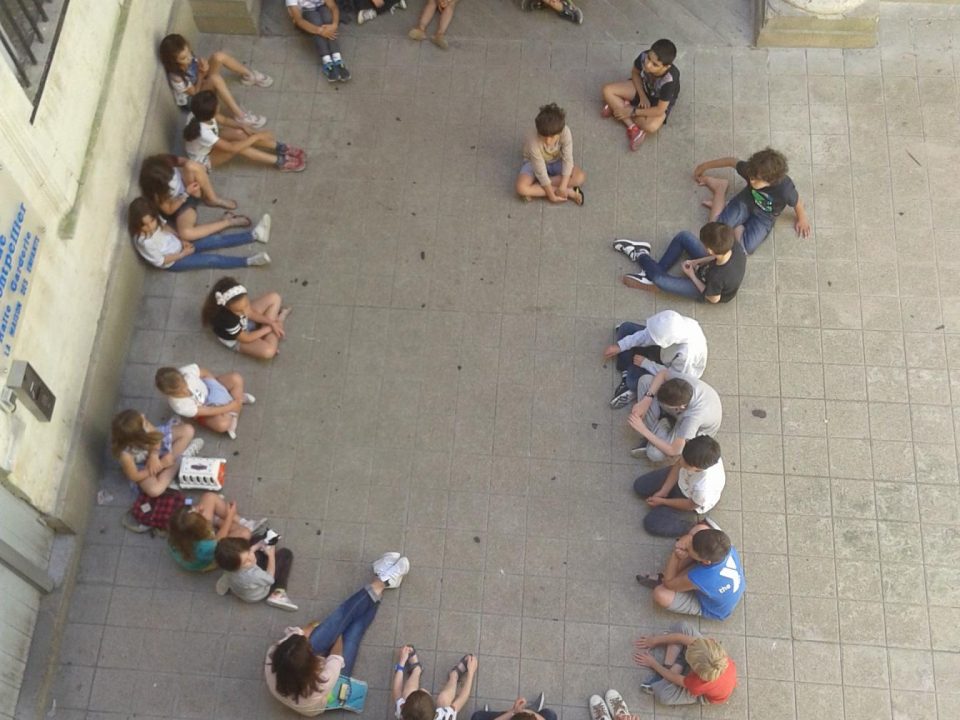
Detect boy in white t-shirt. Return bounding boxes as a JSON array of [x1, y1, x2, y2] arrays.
[[184, 90, 306, 172], [633, 435, 725, 537], [154, 364, 255, 439]]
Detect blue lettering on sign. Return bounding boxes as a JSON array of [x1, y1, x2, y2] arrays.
[[0, 199, 37, 355]]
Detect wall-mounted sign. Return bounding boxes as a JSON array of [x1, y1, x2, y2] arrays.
[[0, 165, 42, 358]]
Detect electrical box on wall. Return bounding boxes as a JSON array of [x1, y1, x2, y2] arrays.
[[3, 361, 55, 421]]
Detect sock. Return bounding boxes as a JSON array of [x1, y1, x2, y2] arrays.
[[322, 54, 332, 65], [332, 52, 342, 64]]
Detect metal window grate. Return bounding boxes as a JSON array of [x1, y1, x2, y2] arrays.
[[0, 0, 70, 107]]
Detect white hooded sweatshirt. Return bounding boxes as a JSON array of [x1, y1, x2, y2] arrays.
[[617, 310, 708, 378]]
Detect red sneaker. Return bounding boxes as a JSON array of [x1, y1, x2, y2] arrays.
[[627, 125, 646, 151], [601, 103, 613, 118], [280, 155, 306, 173]]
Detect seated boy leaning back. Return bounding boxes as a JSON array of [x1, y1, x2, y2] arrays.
[[516, 103, 585, 205], [601, 38, 679, 151], [695, 147, 810, 254]]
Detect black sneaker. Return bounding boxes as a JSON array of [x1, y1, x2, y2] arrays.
[[336, 63, 351, 82], [322, 62, 337, 83], [624, 272, 653, 286], [610, 384, 635, 410], [612, 238, 651, 261], [561, 0, 584, 24]]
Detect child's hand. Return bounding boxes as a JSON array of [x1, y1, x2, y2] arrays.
[[548, 191, 567, 204], [633, 651, 658, 668], [693, 163, 707, 182], [636, 94, 651, 109], [795, 217, 811, 238], [182, 244, 196, 256], [317, 24, 338, 39], [681, 260, 696, 276], [602, 343, 620, 360], [511, 698, 527, 713], [646, 496, 665, 507], [226, 500, 238, 518], [264, 543, 276, 556], [632, 354, 646, 367], [146, 455, 164, 477], [186, 181, 202, 197], [634, 636, 656, 650]]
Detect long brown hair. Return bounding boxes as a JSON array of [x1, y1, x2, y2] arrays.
[[159, 33, 190, 78], [127, 197, 159, 239], [270, 634, 325, 702], [167, 507, 213, 561], [201, 277, 246, 326], [111, 410, 163, 458], [139, 155, 177, 205]]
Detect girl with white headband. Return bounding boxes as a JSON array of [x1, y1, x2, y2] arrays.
[[201, 277, 291, 359]]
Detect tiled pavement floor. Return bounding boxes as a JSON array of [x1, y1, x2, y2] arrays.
[[50, 2, 960, 719]]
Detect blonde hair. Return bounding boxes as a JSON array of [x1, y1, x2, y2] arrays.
[[111, 410, 162, 458], [686, 637, 728, 682]]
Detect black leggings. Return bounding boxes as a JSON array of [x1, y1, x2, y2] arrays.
[[256, 548, 293, 591]]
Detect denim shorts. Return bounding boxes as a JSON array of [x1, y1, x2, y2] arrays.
[[519, 159, 564, 179], [202, 377, 233, 406]]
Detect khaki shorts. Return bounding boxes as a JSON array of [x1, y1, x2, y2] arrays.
[[667, 590, 702, 616]]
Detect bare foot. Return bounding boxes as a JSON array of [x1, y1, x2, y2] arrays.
[[278, 306, 292, 323], [209, 197, 238, 210], [699, 176, 728, 219]]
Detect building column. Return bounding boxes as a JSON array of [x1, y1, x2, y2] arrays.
[[755, 0, 879, 48]]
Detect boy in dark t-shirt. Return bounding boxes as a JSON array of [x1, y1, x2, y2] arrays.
[[614, 222, 746, 304], [601, 38, 679, 151], [695, 147, 811, 254]]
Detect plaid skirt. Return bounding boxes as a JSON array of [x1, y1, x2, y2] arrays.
[[130, 488, 185, 529]]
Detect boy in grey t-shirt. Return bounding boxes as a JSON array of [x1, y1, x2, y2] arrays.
[[215, 536, 298, 611], [627, 369, 722, 463]]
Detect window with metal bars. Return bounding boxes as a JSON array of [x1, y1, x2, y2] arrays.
[[0, 0, 71, 109]]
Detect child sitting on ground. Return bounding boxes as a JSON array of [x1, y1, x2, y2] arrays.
[[408, 0, 459, 49], [637, 525, 745, 622], [155, 364, 254, 439], [139, 154, 254, 243], [516, 103, 586, 205], [614, 222, 745, 304], [201, 277, 290, 359], [111, 410, 203, 497], [393, 646, 477, 720], [167, 497, 265, 572], [601, 39, 679, 151], [626, 369, 722, 463], [634, 623, 737, 706], [215, 535, 298, 611], [159, 33, 271, 127], [632, 435, 725, 538], [185, 91, 306, 172], [355, 0, 407, 26], [695, 147, 810, 254], [603, 309, 708, 409], [128, 198, 270, 270], [521, 0, 583, 24], [285, 0, 353, 82]]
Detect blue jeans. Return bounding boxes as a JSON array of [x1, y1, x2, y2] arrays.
[[166, 230, 256, 271], [309, 586, 380, 675], [717, 189, 775, 254], [303, 7, 341, 58], [633, 467, 699, 537], [615, 322, 661, 390], [637, 231, 707, 301], [473, 711, 558, 720]]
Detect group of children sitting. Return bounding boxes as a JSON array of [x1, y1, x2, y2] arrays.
[[104, 18, 818, 715]]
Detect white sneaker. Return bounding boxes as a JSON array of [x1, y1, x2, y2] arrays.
[[357, 8, 377, 24], [241, 69, 274, 88], [215, 573, 231, 595], [238, 517, 269, 535], [243, 393, 256, 404], [373, 551, 401, 576], [182, 438, 204, 458], [226, 412, 239, 440], [604, 689, 630, 719], [239, 110, 267, 129], [253, 214, 271, 243], [589, 695, 612, 720], [247, 251, 271, 267], [266, 589, 299, 611], [379, 556, 410, 588]]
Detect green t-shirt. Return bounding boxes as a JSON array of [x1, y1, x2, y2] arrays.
[[168, 538, 217, 572]]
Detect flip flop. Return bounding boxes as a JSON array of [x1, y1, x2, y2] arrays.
[[404, 646, 422, 674], [450, 654, 472, 681], [635, 572, 663, 589], [223, 212, 252, 228]]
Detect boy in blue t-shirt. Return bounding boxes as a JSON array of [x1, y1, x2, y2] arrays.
[[636, 525, 744, 621]]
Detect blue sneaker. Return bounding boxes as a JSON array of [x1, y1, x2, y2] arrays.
[[322, 62, 337, 83], [336, 62, 351, 82]]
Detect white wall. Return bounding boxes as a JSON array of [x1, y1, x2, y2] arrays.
[[0, 0, 185, 528]]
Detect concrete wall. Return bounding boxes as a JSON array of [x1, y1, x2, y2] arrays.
[[0, 0, 195, 533]]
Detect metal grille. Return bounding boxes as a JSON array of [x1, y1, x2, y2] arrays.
[[0, 0, 69, 104]]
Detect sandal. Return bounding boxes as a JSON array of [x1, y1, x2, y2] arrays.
[[572, 186, 585, 206], [635, 572, 663, 589], [404, 645, 422, 674], [209, 197, 238, 211], [223, 212, 252, 228], [450, 654, 471, 681]]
